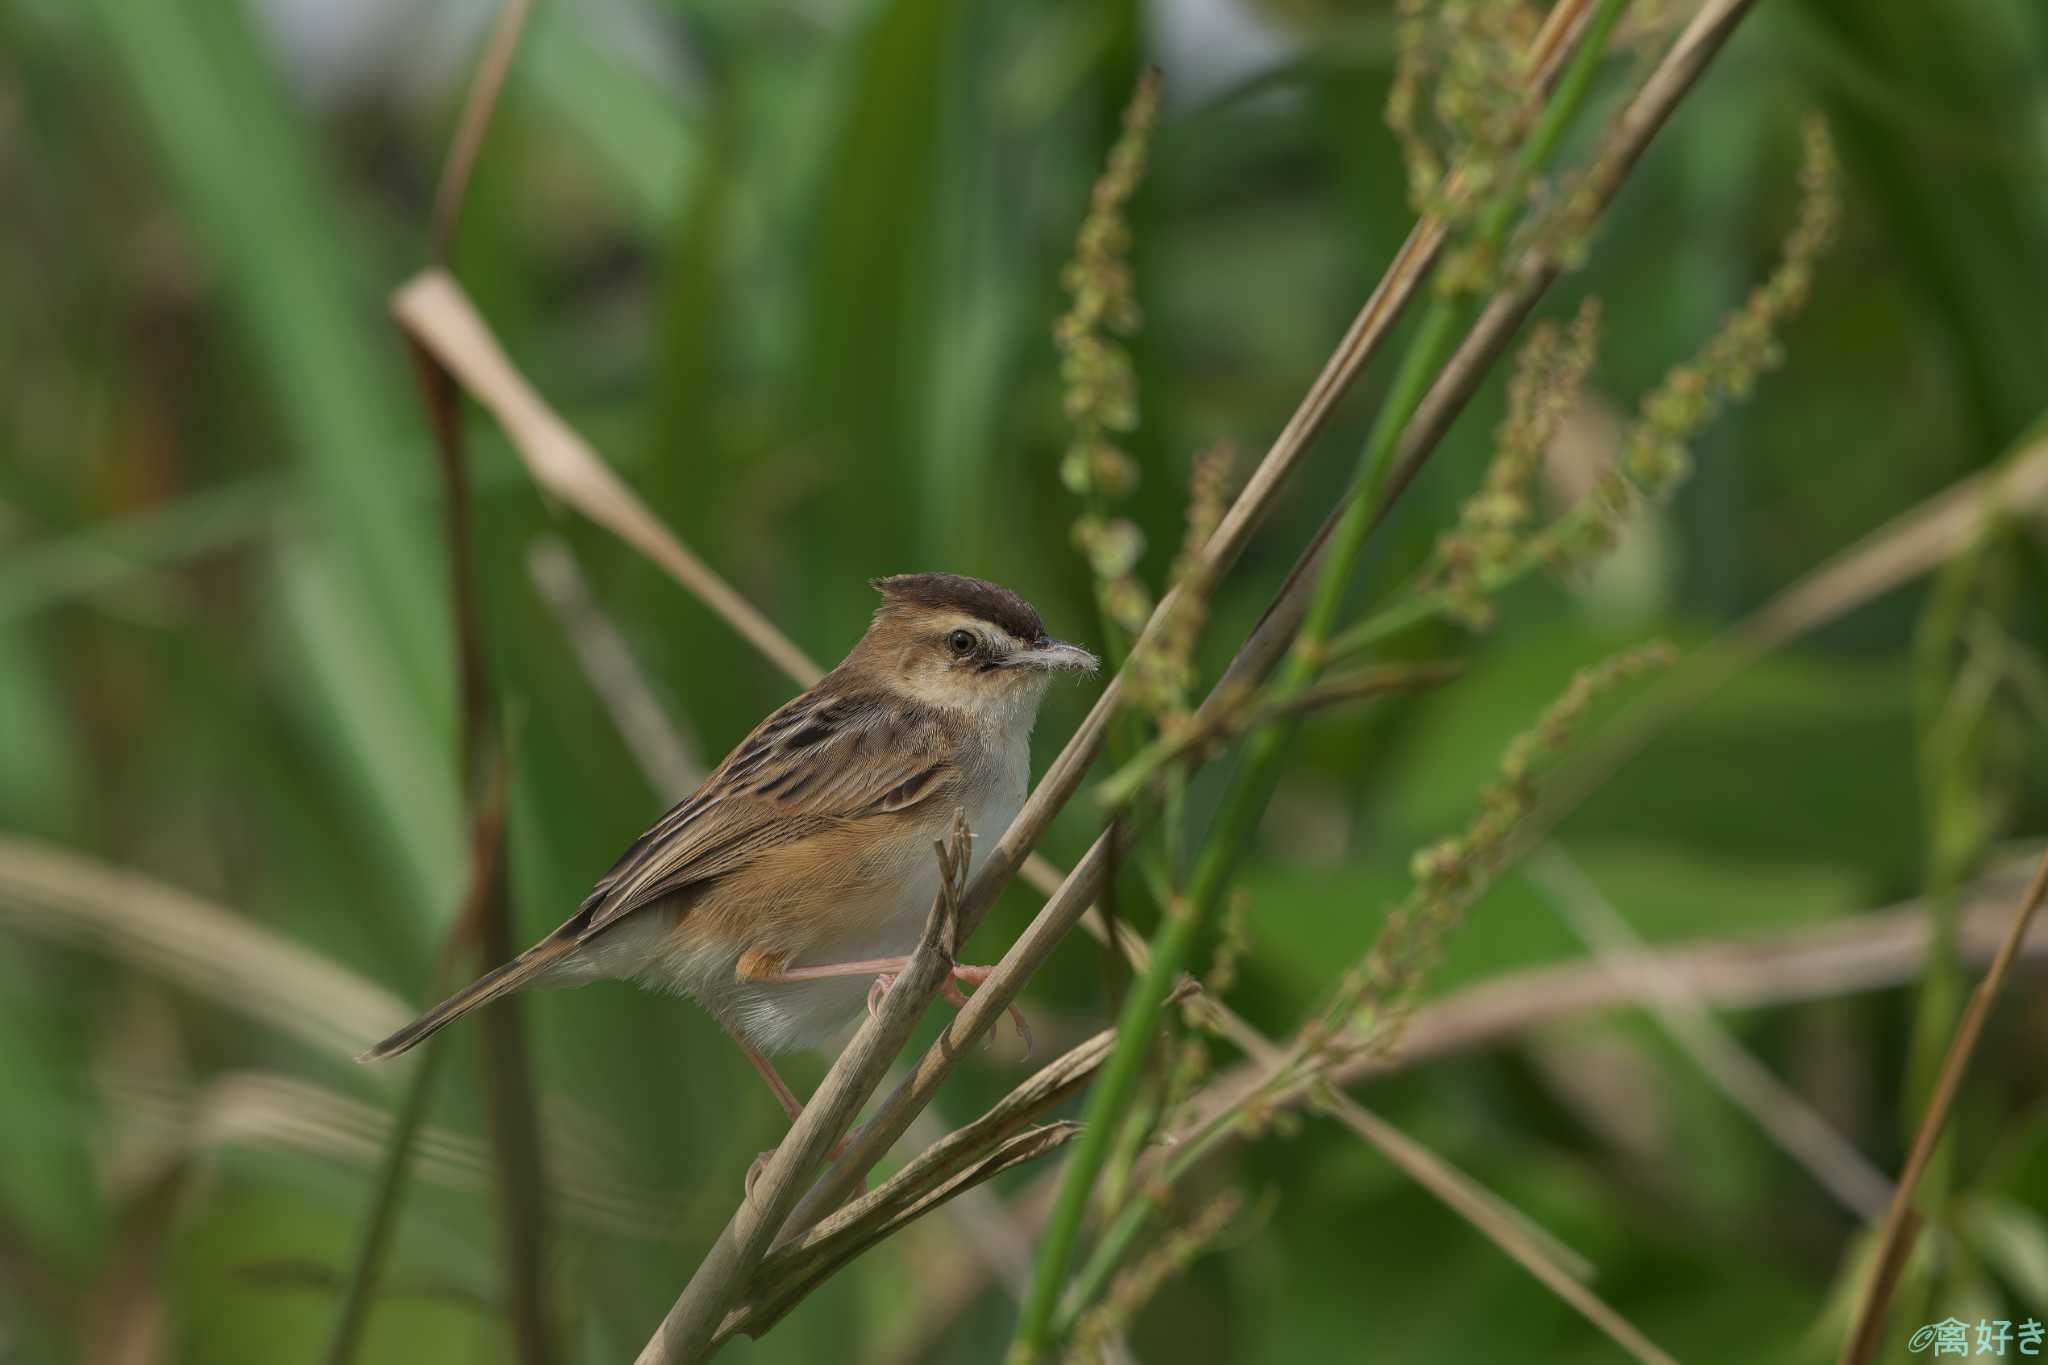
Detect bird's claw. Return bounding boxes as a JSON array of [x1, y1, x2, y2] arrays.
[[948, 965, 1032, 1058], [865, 964, 1031, 1057]]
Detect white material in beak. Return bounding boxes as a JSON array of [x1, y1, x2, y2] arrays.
[[1010, 639, 1100, 674]]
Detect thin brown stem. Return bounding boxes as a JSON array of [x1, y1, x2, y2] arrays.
[[430, 0, 533, 263], [407, 337, 488, 780], [1837, 848, 2048, 1365], [403, 321, 554, 1365], [1235, 0, 1764, 702], [383, 11, 554, 1351]]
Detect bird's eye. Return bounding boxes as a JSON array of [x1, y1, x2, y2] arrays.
[[946, 629, 977, 656]]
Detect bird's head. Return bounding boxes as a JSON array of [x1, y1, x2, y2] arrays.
[[851, 573, 1098, 725]]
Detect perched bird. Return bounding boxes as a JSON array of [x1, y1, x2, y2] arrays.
[[360, 572, 1096, 1133]]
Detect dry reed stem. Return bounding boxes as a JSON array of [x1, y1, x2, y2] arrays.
[[83, 1159, 183, 1365], [633, 816, 975, 1363], [1370, 855, 2048, 1075], [721, 1125, 1079, 1351], [716, 1019, 1148, 1345], [1741, 439, 2048, 653], [321, 736, 531, 1365], [1223, 0, 1763, 700], [1837, 847, 2048, 1365], [389, 273, 823, 687]]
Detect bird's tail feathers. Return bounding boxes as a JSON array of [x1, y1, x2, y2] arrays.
[[357, 932, 577, 1062]]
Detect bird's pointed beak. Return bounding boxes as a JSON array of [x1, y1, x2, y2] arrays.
[[1009, 638, 1100, 675]]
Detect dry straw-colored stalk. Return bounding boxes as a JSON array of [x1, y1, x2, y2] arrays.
[[711, 1013, 1166, 1348], [633, 816, 978, 1362], [389, 272, 822, 687], [1384, 852, 2048, 1069]]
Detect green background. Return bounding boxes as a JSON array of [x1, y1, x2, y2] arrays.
[[2, 0, 2046, 1361]]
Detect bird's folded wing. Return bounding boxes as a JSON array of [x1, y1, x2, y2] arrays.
[[571, 690, 958, 937]]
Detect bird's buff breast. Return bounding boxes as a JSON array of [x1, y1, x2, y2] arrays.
[[598, 746, 1026, 1055]]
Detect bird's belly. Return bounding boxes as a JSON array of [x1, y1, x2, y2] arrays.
[[709, 773, 1026, 1056]]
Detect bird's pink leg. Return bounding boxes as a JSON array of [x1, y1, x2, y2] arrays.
[[723, 1025, 867, 1206], [731, 1031, 804, 1121], [949, 964, 1033, 1056], [726, 954, 1035, 1203], [746, 954, 1031, 1055], [761, 954, 919, 983]]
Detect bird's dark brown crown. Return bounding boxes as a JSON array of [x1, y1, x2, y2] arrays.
[[871, 573, 1047, 643]]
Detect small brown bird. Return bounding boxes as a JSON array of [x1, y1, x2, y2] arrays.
[[361, 573, 1095, 1130]]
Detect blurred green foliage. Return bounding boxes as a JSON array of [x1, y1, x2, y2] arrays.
[[2, 0, 2046, 1362]]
